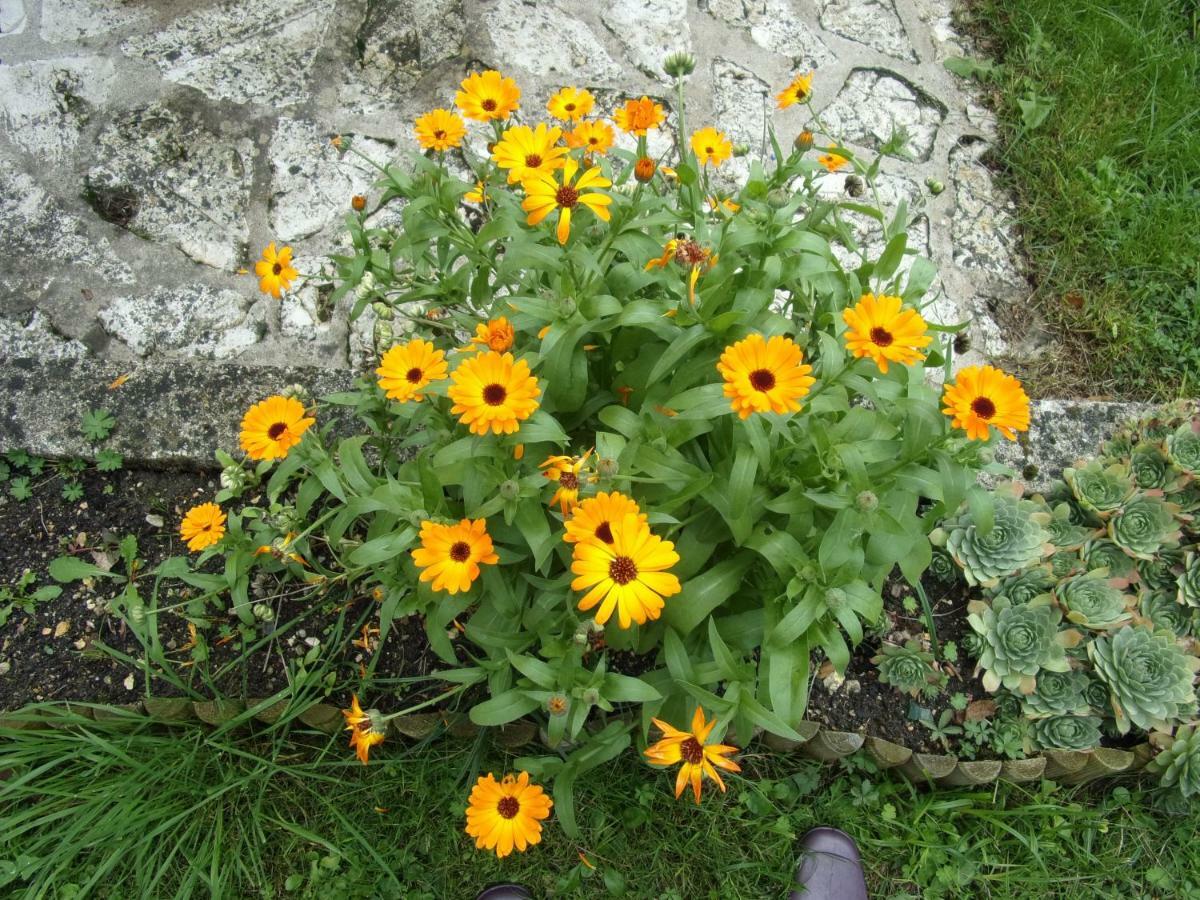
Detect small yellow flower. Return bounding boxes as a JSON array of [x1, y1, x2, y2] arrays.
[[564, 120, 616, 155], [644, 707, 741, 803], [717, 334, 815, 420], [413, 108, 467, 151], [613, 96, 666, 135], [570, 513, 681, 628], [941, 365, 1031, 442], [521, 158, 612, 245], [464, 180, 489, 204], [547, 86, 595, 122], [842, 293, 932, 373], [775, 71, 814, 109], [179, 502, 226, 552], [254, 243, 297, 297], [541, 450, 592, 515], [491, 123, 569, 184], [411, 518, 499, 594], [455, 70, 521, 122], [817, 148, 848, 172], [465, 772, 553, 859], [690, 126, 732, 167], [342, 695, 386, 765], [239, 395, 315, 460], [376, 338, 448, 403], [462, 317, 515, 354], [448, 351, 541, 435]]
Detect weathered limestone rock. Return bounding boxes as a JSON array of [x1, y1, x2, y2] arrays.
[[950, 139, 1022, 285], [85, 104, 253, 271], [705, 0, 834, 67], [711, 57, 772, 148], [0, 311, 87, 361], [605, 0, 690, 81], [99, 284, 266, 360], [819, 0, 916, 61], [820, 68, 947, 162], [39, 0, 151, 43], [482, 0, 623, 84], [0, 0, 27, 36], [0, 57, 118, 161]]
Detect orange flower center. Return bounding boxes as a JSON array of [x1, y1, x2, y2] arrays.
[[481, 98, 497, 112], [272, 262, 282, 275], [565, 103, 576, 112], [497, 796, 520, 819], [405, 367, 423, 384], [524, 153, 543, 167], [449, 541, 471, 562], [680, 736, 704, 764], [971, 397, 996, 420], [594, 521, 614, 543], [870, 326, 894, 347], [267, 422, 288, 440], [796, 87, 807, 101], [749, 369, 775, 392], [483, 383, 507, 406], [609, 555, 638, 585], [555, 185, 580, 208], [558, 471, 579, 490], [705, 145, 714, 154]]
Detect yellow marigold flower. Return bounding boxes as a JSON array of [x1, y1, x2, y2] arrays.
[[413, 108, 467, 151], [613, 96, 666, 135], [690, 126, 732, 167], [564, 120, 615, 155], [455, 70, 520, 122], [541, 449, 592, 515], [254, 242, 297, 298], [645, 238, 716, 305], [644, 707, 741, 804], [411, 518, 499, 594], [465, 772, 553, 859], [342, 695, 386, 765], [775, 70, 814, 109], [464, 180, 488, 204], [570, 513, 680, 628], [448, 350, 541, 435], [376, 338, 448, 403], [941, 365, 1030, 442], [239, 395, 315, 460], [492, 123, 569, 184], [463, 316, 515, 354], [842, 293, 932, 373], [717, 334, 815, 420], [817, 148, 848, 172], [179, 502, 226, 552], [521, 158, 612, 245], [547, 86, 595, 122]]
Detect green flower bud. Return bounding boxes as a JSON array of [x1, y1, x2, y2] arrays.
[[557, 296, 577, 317], [732, 143, 751, 157], [766, 188, 790, 208], [855, 490, 879, 513], [597, 457, 619, 478], [925, 177, 945, 195], [662, 51, 696, 77], [371, 300, 395, 321], [499, 479, 521, 501], [253, 602, 274, 621], [825, 588, 848, 611]]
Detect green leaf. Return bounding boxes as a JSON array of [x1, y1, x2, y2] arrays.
[[95, 450, 124, 472], [873, 232, 907, 283], [347, 529, 415, 566], [80, 409, 116, 443], [49, 556, 119, 582], [517, 411, 569, 446], [663, 555, 755, 634], [468, 689, 541, 726], [515, 501, 555, 570], [647, 325, 709, 385], [601, 673, 661, 703], [506, 650, 557, 689]]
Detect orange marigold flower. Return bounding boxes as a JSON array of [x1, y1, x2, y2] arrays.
[[613, 96, 666, 135], [690, 126, 732, 167], [775, 70, 814, 109], [465, 772, 553, 859], [634, 156, 656, 182], [413, 108, 467, 151], [351, 194, 367, 211], [179, 502, 226, 552], [491, 123, 569, 184], [342, 695, 386, 764], [644, 707, 741, 803], [463, 317, 515, 354], [376, 338, 449, 403], [717, 334, 815, 420], [455, 70, 520, 122], [410, 518, 499, 594], [565, 120, 616, 155], [255, 242, 297, 297], [842, 293, 932, 373], [547, 86, 595, 122], [239, 395, 315, 460], [941, 365, 1031, 442], [448, 351, 541, 435], [570, 513, 680, 628], [521, 158, 612, 245], [541, 450, 592, 515], [817, 148, 848, 172]]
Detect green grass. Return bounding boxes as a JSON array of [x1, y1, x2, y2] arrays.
[[1, 711, 1198, 899], [964, 0, 1200, 398]]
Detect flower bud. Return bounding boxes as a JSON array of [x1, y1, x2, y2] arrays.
[[634, 156, 656, 183], [845, 174, 865, 197], [373, 320, 394, 352], [582, 688, 601, 706], [499, 479, 520, 501], [371, 300, 394, 321], [351, 194, 367, 212], [766, 188, 790, 208], [953, 333, 971, 355], [732, 143, 750, 158], [557, 295, 577, 317], [824, 587, 848, 611], [281, 384, 311, 404], [597, 457, 619, 478], [793, 130, 814, 152], [573, 627, 589, 645], [253, 602, 274, 621], [855, 490, 879, 513], [220, 465, 247, 491], [547, 694, 569, 716], [925, 177, 945, 196], [408, 509, 430, 527], [662, 51, 696, 78]]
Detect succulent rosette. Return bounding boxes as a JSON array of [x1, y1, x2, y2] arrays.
[[1080, 539, 1137, 580], [1178, 551, 1200, 608], [1140, 591, 1195, 635], [987, 567, 1056, 606], [1138, 550, 1183, 593], [1044, 501, 1099, 551], [1166, 421, 1200, 475], [1087, 626, 1200, 733], [967, 596, 1077, 694], [1082, 676, 1113, 717], [1055, 570, 1133, 631], [928, 548, 958, 583], [941, 488, 1052, 588], [1148, 725, 1200, 799], [1063, 460, 1135, 517], [1020, 669, 1090, 718], [1107, 494, 1182, 560], [1128, 444, 1179, 491], [1031, 715, 1103, 751], [871, 640, 945, 698]]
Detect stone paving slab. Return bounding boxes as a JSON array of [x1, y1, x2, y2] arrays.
[[0, 0, 1048, 373]]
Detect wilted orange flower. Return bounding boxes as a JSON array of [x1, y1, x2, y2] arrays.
[[541, 450, 592, 515], [613, 96, 666, 135], [941, 365, 1030, 441], [342, 695, 386, 764], [644, 707, 741, 803], [547, 86, 595, 122], [645, 238, 716, 305], [455, 70, 520, 121]]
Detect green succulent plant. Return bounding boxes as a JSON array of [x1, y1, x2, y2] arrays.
[[1108, 494, 1182, 560], [1080, 539, 1137, 580], [1082, 676, 1113, 717], [988, 567, 1057, 607], [871, 640, 946, 698], [1138, 550, 1183, 593], [1141, 591, 1195, 636], [1128, 444, 1177, 491], [1178, 551, 1200, 608], [1056, 570, 1133, 631], [990, 718, 1030, 759], [1087, 626, 1200, 733], [928, 548, 958, 583], [941, 489, 1051, 588], [1031, 715, 1103, 751], [960, 630, 986, 660], [1148, 725, 1200, 799], [968, 596, 1076, 694], [1064, 460, 1135, 517], [1043, 501, 1099, 550], [1166, 422, 1200, 475], [1020, 669, 1090, 718]]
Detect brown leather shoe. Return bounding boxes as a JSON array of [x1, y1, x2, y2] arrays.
[[789, 827, 869, 899], [474, 884, 533, 900]]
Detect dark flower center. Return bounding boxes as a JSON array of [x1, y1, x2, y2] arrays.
[[675, 240, 706, 266], [267, 422, 288, 440], [594, 521, 614, 543], [609, 555, 638, 585], [201, 523, 211, 531], [558, 471, 579, 490], [588, 137, 599, 146], [483, 383, 507, 406], [497, 796, 520, 819], [524, 153, 543, 167], [555, 185, 580, 208], [565, 103, 576, 112], [749, 369, 776, 392], [405, 367, 423, 384], [971, 397, 997, 420], [272, 262, 282, 275], [433, 129, 446, 140], [705, 145, 714, 154], [680, 736, 704, 764], [481, 98, 497, 112], [870, 326, 894, 347], [449, 541, 471, 562]]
